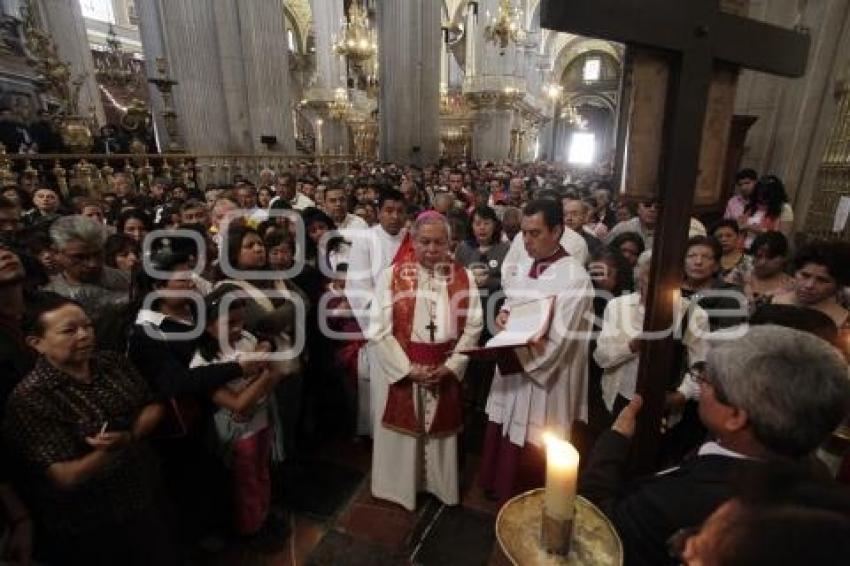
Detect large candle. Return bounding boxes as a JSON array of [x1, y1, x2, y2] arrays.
[[543, 432, 579, 520]]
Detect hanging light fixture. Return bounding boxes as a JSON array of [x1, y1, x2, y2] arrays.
[[332, 1, 377, 64], [94, 24, 141, 88], [561, 101, 588, 129], [328, 87, 352, 120], [484, 0, 527, 54], [546, 83, 588, 129]]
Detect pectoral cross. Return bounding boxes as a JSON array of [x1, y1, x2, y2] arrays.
[[425, 319, 437, 342]]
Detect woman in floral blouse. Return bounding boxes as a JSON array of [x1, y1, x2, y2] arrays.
[[3, 292, 175, 565]]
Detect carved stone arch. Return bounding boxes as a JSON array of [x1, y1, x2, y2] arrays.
[[552, 38, 622, 85], [444, 0, 469, 72], [528, 0, 541, 30], [447, 0, 467, 25], [283, 0, 313, 53], [570, 93, 617, 114]]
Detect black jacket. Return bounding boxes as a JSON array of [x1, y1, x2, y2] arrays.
[[579, 430, 766, 566], [128, 316, 242, 400]]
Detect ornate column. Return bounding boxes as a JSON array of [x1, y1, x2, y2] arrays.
[[464, 1, 477, 79], [463, 0, 524, 161], [152, 0, 232, 153], [36, 0, 105, 124], [468, 91, 518, 161], [377, 0, 441, 165], [236, 0, 295, 153], [309, 0, 349, 154], [135, 0, 173, 151]]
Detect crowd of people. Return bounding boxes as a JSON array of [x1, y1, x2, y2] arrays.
[[0, 159, 848, 565]]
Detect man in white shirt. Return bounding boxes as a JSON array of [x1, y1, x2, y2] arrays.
[[270, 177, 315, 211], [235, 183, 267, 225], [325, 184, 367, 232], [345, 188, 411, 435]]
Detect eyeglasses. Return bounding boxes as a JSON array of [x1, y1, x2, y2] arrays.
[[667, 525, 700, 561], [693, 366, 731, 405]]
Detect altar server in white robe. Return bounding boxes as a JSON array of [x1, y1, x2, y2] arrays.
[[501, 205, 588, 296], [481, 199, 593, 503], [344, 189, 411, 434], [368, 212, 483, 511]]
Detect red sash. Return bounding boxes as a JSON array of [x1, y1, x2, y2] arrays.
[[382, 260, 470, 437], [528, 246, 569, 279], [341, 232, 415, 367], [391, 232, 415, 265]]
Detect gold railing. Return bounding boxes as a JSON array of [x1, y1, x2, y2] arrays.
[[0, 152, 355, 197], [804, 78, 850, 241]]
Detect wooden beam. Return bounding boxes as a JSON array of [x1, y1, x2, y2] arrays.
[[541, 0, 810, 79], [713, 13, 809, 77]]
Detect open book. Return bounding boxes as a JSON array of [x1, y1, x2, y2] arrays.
[[461, 296, 555, 357]]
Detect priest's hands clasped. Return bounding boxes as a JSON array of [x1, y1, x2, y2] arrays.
[[408, 363, 457, 390]]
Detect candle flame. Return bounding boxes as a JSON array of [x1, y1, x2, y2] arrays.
[[543, 432, 579, 467]]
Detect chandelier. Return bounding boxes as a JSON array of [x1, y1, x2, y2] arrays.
[[440, 88, 464, 115], [333, 1, 377, 63], [328, 87, 352, 120], [484, 0, 527, 54], [94, 24, 142, 88], [561, 103, 587, 129], [545, 83, 587, 129]]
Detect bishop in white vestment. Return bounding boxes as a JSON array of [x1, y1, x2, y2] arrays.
[[481, 200, 593, 502], [368, 213, 483, 511]]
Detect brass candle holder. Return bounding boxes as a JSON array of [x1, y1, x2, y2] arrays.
[[541, 509, 575, 555]]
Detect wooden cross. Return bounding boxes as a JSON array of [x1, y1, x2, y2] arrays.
[[426, 319, 438, 342], [541, 0, 810, 473]]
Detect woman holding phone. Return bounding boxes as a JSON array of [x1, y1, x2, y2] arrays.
[[2, 292, 176, 564]]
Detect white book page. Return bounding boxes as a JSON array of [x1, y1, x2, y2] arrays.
[[484, 297, 554, 348]]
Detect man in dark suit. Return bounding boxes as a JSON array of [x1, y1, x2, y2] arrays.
[[579, 325, 850, 566]]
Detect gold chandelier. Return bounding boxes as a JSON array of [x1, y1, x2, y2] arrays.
[[94, 24, 142, 88], [333, 2, 377, 63], [546, 83, 587, 129], [484, 0, 526, 54], [328, 87, 352, 121]]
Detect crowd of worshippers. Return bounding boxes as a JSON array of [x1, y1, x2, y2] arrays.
[[0, 160, 848, 565]]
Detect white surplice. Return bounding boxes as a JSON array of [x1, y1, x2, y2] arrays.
[[367, 264, 483, 511], [501, 227, 588, 297], [595, 292, 710, 410], [486, 254, 593, 448], [345, 224, 407, 330], [332, 214, 369, 271], [345, 224, 407, 435]]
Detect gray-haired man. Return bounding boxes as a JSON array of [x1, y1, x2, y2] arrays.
[[44, 215, 130, 309]]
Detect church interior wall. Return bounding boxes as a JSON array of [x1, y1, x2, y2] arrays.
[[735, 0, 850, 232]]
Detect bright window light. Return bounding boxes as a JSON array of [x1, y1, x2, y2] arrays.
[[80, 0, 115, 23], [583, 57, 601, 82], [287, 29, 296, 52], [568, 132, 596, 165]]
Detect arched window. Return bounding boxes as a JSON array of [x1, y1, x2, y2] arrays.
[[80, 0, 115, 24]]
